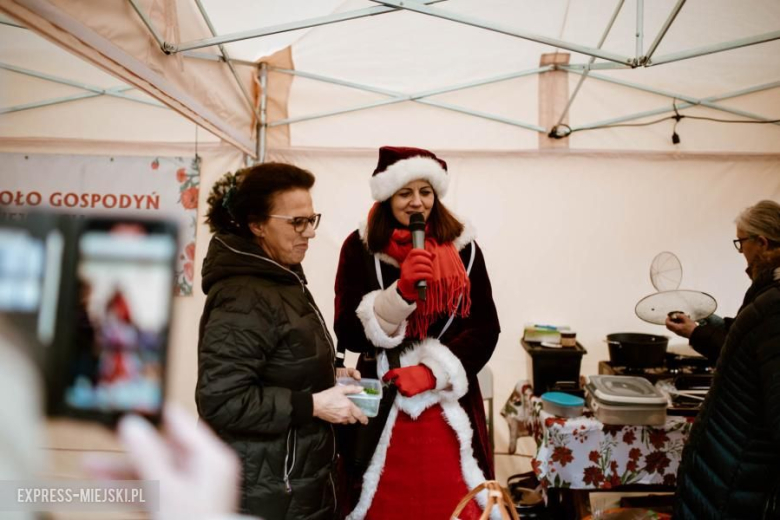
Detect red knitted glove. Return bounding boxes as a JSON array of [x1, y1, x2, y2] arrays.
[[396, 249, 434, 302], [383, 365, 437, 397]]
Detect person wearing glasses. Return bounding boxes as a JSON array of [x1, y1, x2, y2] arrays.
[[333, 147, 500, 519], [665, 200, 780, 366], [197, 163, 367, 520], [675, 199, 780, 520]]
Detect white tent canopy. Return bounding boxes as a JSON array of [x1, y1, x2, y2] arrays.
[[2, 0, 780, 483]]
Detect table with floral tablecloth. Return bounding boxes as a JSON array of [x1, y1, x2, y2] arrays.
[[527, 396, 694, 490]]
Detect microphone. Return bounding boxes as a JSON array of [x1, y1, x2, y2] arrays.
[[409, 212, 427, 301]]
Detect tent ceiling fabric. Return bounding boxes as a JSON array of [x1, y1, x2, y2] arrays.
[[1, 0, 779, 153]]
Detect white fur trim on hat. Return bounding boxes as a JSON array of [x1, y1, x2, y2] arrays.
[[370, 156, 449, 201], [356, 289, 409, 349]]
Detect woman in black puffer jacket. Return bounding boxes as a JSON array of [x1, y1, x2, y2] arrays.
[[675, 200, 780, 520], [196, 163, 367, 520]]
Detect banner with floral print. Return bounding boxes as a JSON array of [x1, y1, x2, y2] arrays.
[[528, 396, 693, 490], [0, 153, 200, 296]]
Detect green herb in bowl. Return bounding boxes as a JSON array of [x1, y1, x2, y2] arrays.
[[363, 387, 379, 395]]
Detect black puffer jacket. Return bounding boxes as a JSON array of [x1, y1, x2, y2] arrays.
[[675, 264, 780, 520], [196, 232, 338, 520]]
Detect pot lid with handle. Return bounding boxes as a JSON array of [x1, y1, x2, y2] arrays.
[[635, 289, 717, 325]]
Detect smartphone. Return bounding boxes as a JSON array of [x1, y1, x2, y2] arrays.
[[50, 218, 178, 425]]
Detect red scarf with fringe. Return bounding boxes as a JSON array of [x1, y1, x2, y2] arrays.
[[383, 227, 471, 338]]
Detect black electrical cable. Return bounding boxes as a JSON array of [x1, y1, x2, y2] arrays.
[[548, 101, 780, 139]]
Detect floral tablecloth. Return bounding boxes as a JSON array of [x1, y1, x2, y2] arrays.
[[528, 396, 694, 490]]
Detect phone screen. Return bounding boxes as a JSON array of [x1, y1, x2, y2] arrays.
[[62, 222, 176, 421], [0, 228, 46, 311]]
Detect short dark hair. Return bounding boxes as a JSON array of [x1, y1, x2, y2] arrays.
[[366, 196, 464, 253], [205, 162, 315, 237]]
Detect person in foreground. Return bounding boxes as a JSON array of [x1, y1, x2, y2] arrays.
[[334, 146, 500, 519], [674, 199, 780, 520], [196, 163, 366, 519]]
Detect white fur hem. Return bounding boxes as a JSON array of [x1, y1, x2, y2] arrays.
[[356, 290, 408, 349], [370, 156, 449, 201], [347, 341, 492, 519], [374, 338, 467, 418]]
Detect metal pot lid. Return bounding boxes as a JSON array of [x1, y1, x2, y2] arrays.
[[587, 375, 668, 405], [650, 251, 683, 292], [635, 289, 717, 325]]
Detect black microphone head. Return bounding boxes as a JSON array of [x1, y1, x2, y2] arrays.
[[409, 212, 425, 231]]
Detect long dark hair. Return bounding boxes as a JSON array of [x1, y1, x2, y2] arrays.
[[205, 162, 315, 237], [366, 196, 464, 253]]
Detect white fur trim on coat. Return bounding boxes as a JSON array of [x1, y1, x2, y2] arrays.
[[347, 340, 494, 520], [379, 338, 469, 419], [356, 289, 408, 349], [370, 156, 449, 202]]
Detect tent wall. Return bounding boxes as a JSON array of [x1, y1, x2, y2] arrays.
[[266, 147, 780, 481]]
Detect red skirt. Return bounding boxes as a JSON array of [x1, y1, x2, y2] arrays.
[[366, 404, 482, 520]]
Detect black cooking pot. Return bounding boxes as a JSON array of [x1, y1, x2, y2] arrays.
[[607, 333, 669, 368]]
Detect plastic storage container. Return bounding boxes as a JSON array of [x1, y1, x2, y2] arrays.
[[585, 375, 667, 426], [522, 339, 587, 396], [541, 391, 585, 418], [337, 377, 383, 418]]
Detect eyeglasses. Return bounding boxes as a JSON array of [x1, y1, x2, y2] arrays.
[[733, 235, 757, 252], [268, 213, 321, 233]]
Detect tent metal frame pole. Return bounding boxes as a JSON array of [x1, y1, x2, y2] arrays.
[[648, 29, 780, 67], [635, 0, 643, 60], [566, 67, 780, 124], [0, 62, 165, 108], [369, 0, 635, 66], [259, 63, 268, 164], [180, 50, 256, 67], [1, 86, 135, 114], [192, 0, 262, 123], [271, 66, 551, 99], [569, 81, 780, 131], [642, 0, 685, 65], [268, 66, 548, 132], [564, 62, 629, 71], [0, 14, 24, 28], [170, 0, 448, 54], [127, 0, 166, 51], [554, 0, 625, 128]]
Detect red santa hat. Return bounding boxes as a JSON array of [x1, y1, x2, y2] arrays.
[[370, 146, 449, 202]]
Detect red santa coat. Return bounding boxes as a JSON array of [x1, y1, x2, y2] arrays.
[[334, 222, 500, 519]]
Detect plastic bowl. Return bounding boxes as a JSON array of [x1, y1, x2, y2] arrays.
[[337, 377, 383, 418], [541, 391, 585, 418]]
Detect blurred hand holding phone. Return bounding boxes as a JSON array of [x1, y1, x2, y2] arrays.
[[0, 213, 177, 425]]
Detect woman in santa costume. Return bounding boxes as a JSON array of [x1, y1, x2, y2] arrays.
[[334, 146, 500, 519]]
